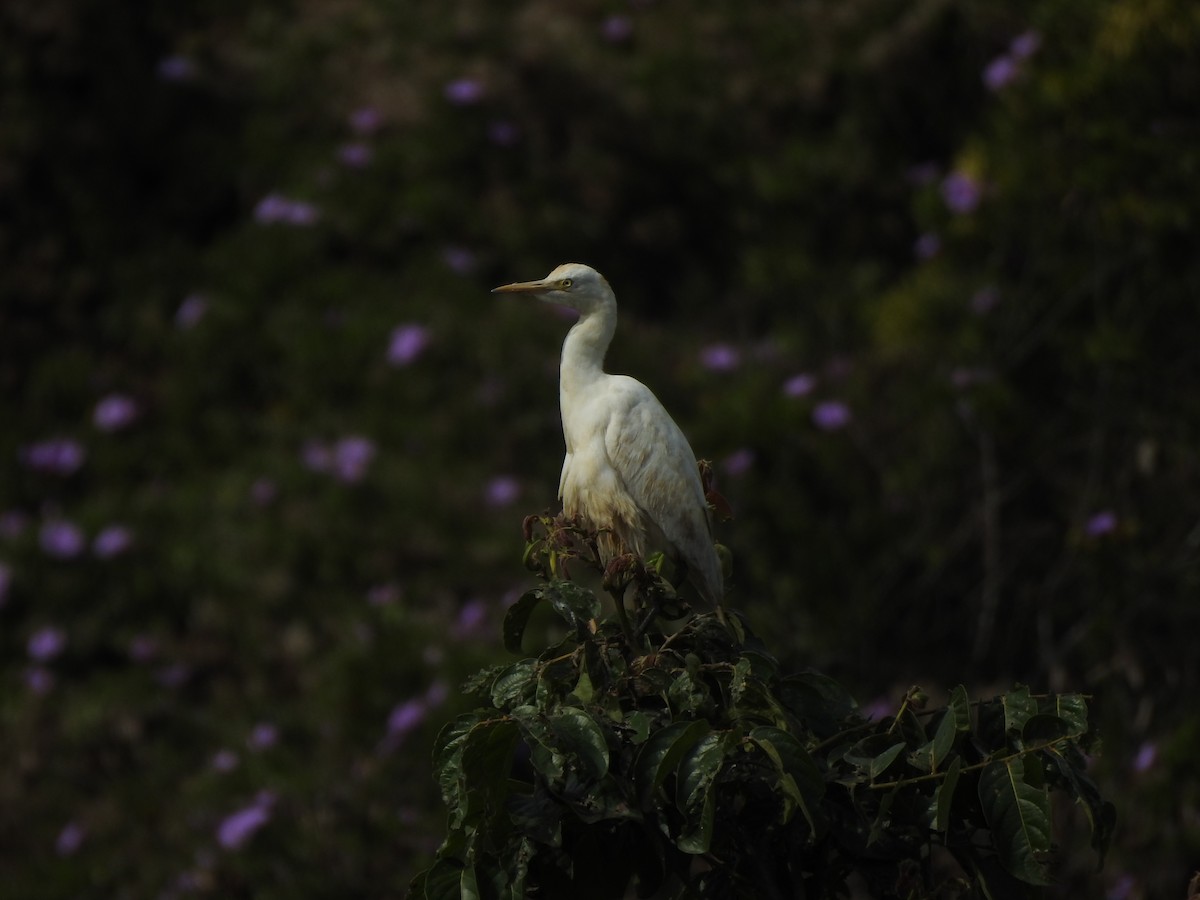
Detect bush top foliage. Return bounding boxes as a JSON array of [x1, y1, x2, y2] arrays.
[[1, 0, 1196, 897], [413, 515, 1114, 899]]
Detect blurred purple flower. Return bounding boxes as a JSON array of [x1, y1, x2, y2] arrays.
[[367, 582, 401, 607], [812, 400, 852, 431], [1085, 510, 1118, 538], [387, 323, 431, 366], [601, 14, 634, 42], [940, 171, 982, 215], [157, 55, 195, 82], [442, 245, 477, 275], [444, 77, 484, 105], [254, 193, 320, 226], [859, 696, 894, 721], [722, 448, 755, 477], [93, 392, 139, 431], [914, 232, 941, 260], [1009, 30, 1041, 60], [55, 821, 86, 857], [22, 438, 86, 475], [425, 679, 450, 707], [247, 722, 279, 751], [93, 524, 133, 559], [175, 292, 209, 329], [40, 520, 86, 559], [333, 435, 376, 483], [487, 120, 520, 147], [1132, 741, 1157, 773], [28, 626, 67, 662], [301, 439, 332, 473], [387, 699, 427, 738], [25, 667, 54, 695], [485, 475, 521, 507], [699, 343, 741, 373], [128, 634, 159, 663], [453, 598, 489, 639], [212, 749, 240, 773], [349, 106, 382, 135], [970, 286, 1001, 315], [250, 477, 277, 506], [336, 142, 373, 168], [217, 797, 274, 850], [983, 55, 1019, 91], [782, 373, 816, 397], [1, 510, 29, 538], [0, 562, 11, 607]]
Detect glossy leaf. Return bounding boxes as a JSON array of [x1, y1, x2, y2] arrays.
[[978, 756, 1053, 885], [550, 707, 610, 780], [1001, 686, 1038, 737], [676, 731, 730, 854], [1041, 692, 1088, 737], [503, 589, 545, 654], [749, 726, 824, 831], [933, 756, 963, 833], [546, 580, 601, 631], [491, 661, 538, 710], [635, 720, 710, 800]]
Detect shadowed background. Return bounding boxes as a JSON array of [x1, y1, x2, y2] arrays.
[[1, 1, 1197, 897]]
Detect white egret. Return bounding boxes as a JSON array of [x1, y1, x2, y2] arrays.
[[493, 263, 723, 612]]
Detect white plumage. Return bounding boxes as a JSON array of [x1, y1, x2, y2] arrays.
[[494, 263, 723, 611]]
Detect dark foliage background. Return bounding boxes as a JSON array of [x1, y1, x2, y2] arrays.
[[1, 0, 1196, 897]]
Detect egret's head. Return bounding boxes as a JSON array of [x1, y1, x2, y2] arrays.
[[492, 263, 614, 313]]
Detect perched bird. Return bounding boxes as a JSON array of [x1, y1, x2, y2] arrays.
[[493, 263, 723, 611]]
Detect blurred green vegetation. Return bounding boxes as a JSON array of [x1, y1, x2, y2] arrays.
[[1, 0, 1196, 897]]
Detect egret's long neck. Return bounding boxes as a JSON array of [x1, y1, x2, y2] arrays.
[[559, 301, 616, 401]]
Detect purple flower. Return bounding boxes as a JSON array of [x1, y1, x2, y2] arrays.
[[983, 55, 1019, 91], [444, 77, 484, 105], [22, 438, 86, 475], [25, 666, 54, 695], [1009, 30, 1041, 60], [914, 232, 941, 260], [217, 798, 274, 850], [333, 435, 376, 484], [0, 562, 11, 607], [336, 142, 373, 168], [128, 634, 159, 663], [247, 722, 279, 751], [175, 292, 209, 329], [55, 821, 86, 857], [157, 55, 195, 82], [40, 520, 86, 559], [812, 400, 852, 432], [859, 696, 894, 722], [387, 699, 427, 737], [254, 193, 320, 226], [425, 679, 450, 708], [93, 524, 133, 559], [1132, 741, 1157, 774], [387, 324, 431, 366], [442, 245, 477, 275], [782, 373, 816, 397], [940, 171, 982, 215], [721, 448, 755, 477], [487, 120, 520, 147], [699, 343, 741, 373], [349, 106, 382, 135], [601, 14, 634, 42], [28, 626, 67, 662], [212, 749, 240, 773], [1085, 510, 1118, 537], [1, 510, 29, 539], [485, 475, 521, 507], [453, 599, 489, 638], [970, 286, 1001, 315]]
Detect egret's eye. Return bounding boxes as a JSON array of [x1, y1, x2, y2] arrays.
[[558, 278, 573, 289]]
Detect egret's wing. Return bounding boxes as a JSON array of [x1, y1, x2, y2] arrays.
[[558, 451, 572, 500]]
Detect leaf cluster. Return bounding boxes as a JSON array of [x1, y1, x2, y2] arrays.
[[411, 517, 1114, 899]]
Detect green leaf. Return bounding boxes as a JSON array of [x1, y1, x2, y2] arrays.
[[545, 580, 601, 630], [627, 711, 653, 744], [933, 756, 963, 833], [412, 859, 465, 900], [550, 707, 610, 780], [508, 789, 565, 847], [777, 672, 859, 738], [749, 726, 825, 831], [922, 685, 971, 772], [1002, 686, 1038, 737], [676, 731, 730, 854], [570, 666, 595, 703], [503, 590, 546, 654], [869, 741, 907, 780], [1021, 714, 1074, 744], [459, 720, 520, 829], [460, 864, 481, 900], [1040, 693, 1088, 737], [1045, 744, 1117, 865], [978, 756, 1053, 885], [635, 720, 710, 801], [491, 660, 539, 710]]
